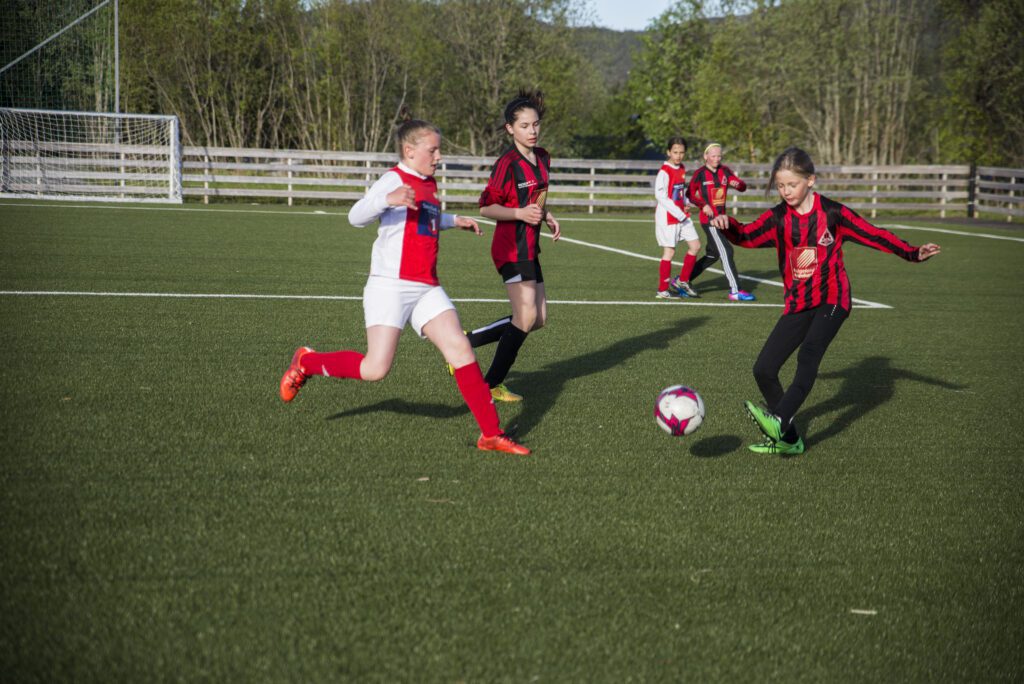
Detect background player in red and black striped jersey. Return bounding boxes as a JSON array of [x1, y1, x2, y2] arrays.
[[687, 143, 756, 301], [462, 90, 561, 403], [711, 147, 940, 455]]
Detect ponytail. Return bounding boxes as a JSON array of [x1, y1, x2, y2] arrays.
[[503, 88, 545, 125], [393, 105, 440, 158]]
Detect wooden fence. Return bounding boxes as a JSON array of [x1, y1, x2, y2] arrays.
[[974, 167, 1024, 221], [182, 146, 982, 219]]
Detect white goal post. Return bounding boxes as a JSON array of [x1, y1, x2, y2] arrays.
[[0, 107, 182, 203]]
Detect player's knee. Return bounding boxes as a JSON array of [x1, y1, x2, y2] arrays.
[[752, 359, 777, 384], [531, 313, 546, 331], [360, 360, 391, 382], [514, 309, 538, 331]]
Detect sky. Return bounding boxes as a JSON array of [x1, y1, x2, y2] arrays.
[[586, 0, 676, 31]]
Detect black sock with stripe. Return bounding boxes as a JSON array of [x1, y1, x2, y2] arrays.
[[484, 324, 529, 388], [467, 316, 512, 348]]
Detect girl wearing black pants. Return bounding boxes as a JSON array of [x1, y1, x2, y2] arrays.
[[711, 148, 941, 454]]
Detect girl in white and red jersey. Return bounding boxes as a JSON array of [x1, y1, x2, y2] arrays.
[[278, 115, 530, 456], [461, 90, 561, 403], [711, 147, 940, 455], [654, 136, 701, 299]]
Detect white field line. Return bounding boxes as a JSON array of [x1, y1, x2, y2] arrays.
[[0, 289, 782, 308], [544, 232, 891, 310], [888, 224, 1024, 243]]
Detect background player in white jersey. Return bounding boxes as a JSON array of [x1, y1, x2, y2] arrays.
[[278, 114, 530, 455], [654, 136, 701, 299]]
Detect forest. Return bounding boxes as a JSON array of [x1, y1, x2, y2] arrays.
[[2, 0, 1021, 166]]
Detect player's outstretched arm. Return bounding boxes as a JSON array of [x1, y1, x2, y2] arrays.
[[454, 215, 482, 235], [916, 243, 941, 261]]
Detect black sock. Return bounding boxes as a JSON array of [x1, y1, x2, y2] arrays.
[[484, 324, 529, 388], [781, 423, 800, 443], [466, 316, 512, 348]]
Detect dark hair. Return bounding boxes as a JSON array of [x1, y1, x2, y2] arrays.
[[767, 146, 815, 197], [665, 136, 687, 151], [503, 88, 545, 126], [393, 105, 440, 157]]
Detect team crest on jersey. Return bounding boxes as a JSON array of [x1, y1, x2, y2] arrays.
[[416, 200, 441, 237], [790, 246, 818, 280], [817, 230, 835, 247]]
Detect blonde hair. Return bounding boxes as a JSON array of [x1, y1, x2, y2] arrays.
[[393, 106, 440, 158]]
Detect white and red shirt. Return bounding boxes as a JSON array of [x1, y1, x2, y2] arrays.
[[654, 162, 690, 226], [348, 162, 458, 286]]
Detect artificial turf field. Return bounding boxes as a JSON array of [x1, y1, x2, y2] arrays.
[[0, 200, 1022, 681]]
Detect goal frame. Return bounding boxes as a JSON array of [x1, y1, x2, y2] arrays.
[[0, 107, 182, 204]]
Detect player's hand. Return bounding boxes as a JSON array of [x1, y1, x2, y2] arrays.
[[710, 215, 730, 230], [386, 184, 417, 209], [517, 203, 544, 225], [702, 204, 714, 218], [728, 179, 741, 189], [546, 214, 561, 241], [455, 216, 482, 235], [917, 243, 941, 261]]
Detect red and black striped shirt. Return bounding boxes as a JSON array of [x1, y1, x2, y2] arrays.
[[479, 146, 551, 268], [721, 193, 921, 314], [687, 164, 746, 223]]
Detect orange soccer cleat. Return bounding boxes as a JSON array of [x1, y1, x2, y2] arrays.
[[477, 432, 531, 456], [279, 346, 313, 402]]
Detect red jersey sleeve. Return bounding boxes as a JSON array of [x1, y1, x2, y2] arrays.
[[686, 169, 706, 208], [836, 206, 919, 261], [722, 165, 747, 192], [478, 154, 515, 208], [721, 209, 778, 249]]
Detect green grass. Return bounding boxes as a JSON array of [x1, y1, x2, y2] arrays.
[[1, 200, 1022, 681]]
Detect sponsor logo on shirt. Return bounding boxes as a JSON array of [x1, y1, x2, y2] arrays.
[[416, 200, 441, 237], [517, 180, 537, 189], [790, 246, 818, 280]]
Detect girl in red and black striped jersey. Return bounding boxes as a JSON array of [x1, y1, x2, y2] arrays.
[[463, 90, 561, 403], [711, 147, 940, 455], [278, 116, 529, 455], [686, 143, 756, 301]]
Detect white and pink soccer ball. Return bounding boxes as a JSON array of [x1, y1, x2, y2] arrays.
[[655, 385, 705, 436]]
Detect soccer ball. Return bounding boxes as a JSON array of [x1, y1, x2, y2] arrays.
[[655, 385, 705, 436]]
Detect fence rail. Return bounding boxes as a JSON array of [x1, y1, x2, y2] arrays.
[[5, 138, 1016, 220], [975, 166, 1024, 220], [179, 146, 983, 219]]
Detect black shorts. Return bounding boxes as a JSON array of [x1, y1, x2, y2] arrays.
[[498, 259, 544, 284]]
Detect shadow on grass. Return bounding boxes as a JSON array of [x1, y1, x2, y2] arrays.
[[801, 355, 966, 446], [507, 315, 711, 439], [689, 434, 744, 458], [326, 398, 463, 422]]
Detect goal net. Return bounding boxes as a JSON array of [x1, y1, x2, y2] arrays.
[[0, 107, 182, 203]]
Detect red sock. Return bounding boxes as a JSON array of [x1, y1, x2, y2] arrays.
[[453, 362, 501, 437], [659, 259, 672, 290], [679, 253, 696, 282], [300, 350, 364, 379]]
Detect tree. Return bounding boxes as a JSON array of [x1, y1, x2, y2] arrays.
[[625, 0, 709, 148]]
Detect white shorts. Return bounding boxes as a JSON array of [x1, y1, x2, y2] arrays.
[[362, 275, 455, 338], [655, 216, 699, 247]]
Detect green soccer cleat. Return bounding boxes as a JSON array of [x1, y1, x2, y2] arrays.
[[490, 383, 523, 402], [744, 400, 783, 442], [748, 437, 805, 455]]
